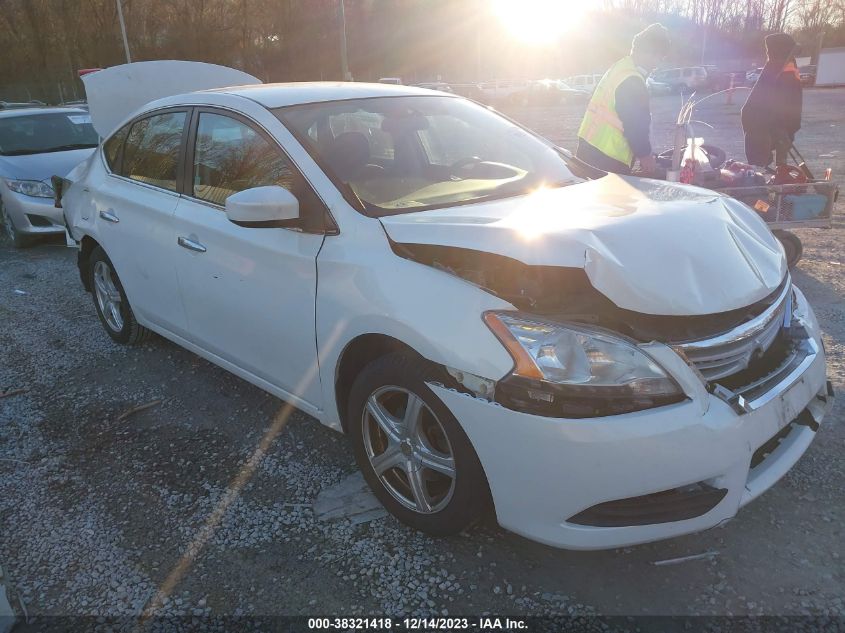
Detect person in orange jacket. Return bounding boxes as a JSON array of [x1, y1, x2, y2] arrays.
[[741, 33, 803, 168]]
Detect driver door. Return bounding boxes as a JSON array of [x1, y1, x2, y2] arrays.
[[172, 109, 327, 409]]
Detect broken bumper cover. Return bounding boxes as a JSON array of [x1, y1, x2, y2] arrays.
[[428, 289, 831, 550]]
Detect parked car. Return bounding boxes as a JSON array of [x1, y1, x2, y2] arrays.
[[0, 106, 97, 247], [652, 67, 709, 92], [554, 80, 591, 103], [378, 77, 403, 85], [505, 80, 590, 106], [414, 82, 453, 93], [449, 83, 484, 102], [476, 79, 530, 104], [799, 65, 816, 86], [646, 75, 673, 95], [701, 65, 733, 90], [565, 74, 604, 94], [59, 63, 833, 550], [746, 67, 763, 85]]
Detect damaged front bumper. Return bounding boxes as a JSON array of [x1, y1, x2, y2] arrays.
[[1, 186, 66, 236], [427, 286, 832, 550]]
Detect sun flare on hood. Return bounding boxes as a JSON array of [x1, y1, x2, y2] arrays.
[[379, 175, 787, 317]]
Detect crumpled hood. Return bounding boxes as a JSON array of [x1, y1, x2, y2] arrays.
[[0, 148, 95, 182], [379, 174, 787, 316]]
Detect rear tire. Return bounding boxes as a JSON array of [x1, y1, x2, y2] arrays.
[[89, 246, 151, 345], [773, 230, 803, 269], [348, 352, 491, 536], [0, 197, 33, 248]]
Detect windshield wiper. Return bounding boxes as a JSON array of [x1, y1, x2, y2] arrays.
[[1, 143, 97, 156], [40, 143, 98, 153]]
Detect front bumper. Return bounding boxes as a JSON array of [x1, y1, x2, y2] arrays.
[[2, 187, 65, 235], [430, 288, 832, 550]]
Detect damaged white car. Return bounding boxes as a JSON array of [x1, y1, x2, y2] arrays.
[[58, 62, 833, 550]]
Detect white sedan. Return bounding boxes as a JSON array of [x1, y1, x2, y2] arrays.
[[60, 62, 832, 550]]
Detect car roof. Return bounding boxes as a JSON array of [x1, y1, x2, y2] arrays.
[[210, 82, 450, 108], [0, 106, 88, 120]]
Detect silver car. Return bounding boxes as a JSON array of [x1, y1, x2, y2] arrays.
[[0, 107, 97, 247]]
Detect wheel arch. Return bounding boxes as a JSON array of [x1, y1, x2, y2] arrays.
[[334, 333, 448, 433], [78, 234, 101, 292]]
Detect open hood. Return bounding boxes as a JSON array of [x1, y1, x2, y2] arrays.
[[82, 61, 262, 137], [379, 175, 787, 316]]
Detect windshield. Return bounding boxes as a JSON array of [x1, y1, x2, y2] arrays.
[[275, 96, 576, 215], [0, 112, 98, 156]]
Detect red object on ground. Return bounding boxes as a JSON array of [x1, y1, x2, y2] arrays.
[[77, 68, 103, 77], [680, 158, 696, 184], [774, 164, 808, 185]]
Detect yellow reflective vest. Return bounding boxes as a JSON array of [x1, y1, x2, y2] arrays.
[[577, 56, 644, 167]]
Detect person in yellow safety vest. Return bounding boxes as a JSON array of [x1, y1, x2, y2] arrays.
[[576, 23, 671, 175]]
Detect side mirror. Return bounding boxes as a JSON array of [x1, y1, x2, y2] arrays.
[[225, 185, 300, 228]]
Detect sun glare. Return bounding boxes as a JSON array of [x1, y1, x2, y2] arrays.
[[491, 0, 587, 45]]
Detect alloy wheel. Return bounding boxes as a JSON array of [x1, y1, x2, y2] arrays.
[[362, 386, 456, 514], [93, 260, 124, 332]]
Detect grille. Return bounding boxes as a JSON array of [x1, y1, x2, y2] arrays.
[[678, 280, 791, 382]]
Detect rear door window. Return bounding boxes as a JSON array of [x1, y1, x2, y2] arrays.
[[120, 111, 187, 192]]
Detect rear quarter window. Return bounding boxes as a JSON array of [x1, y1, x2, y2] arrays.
[[120, 111, 187, 192], [103, 125, 130, 172]]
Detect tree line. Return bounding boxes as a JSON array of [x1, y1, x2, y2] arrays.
[[0, 0, 843, 103]]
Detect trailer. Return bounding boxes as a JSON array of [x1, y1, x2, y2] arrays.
[[659, 91, 838, 268], [816, 47, 845, 86]]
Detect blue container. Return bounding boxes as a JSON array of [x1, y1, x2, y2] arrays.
[[783, 194, 827, 220]]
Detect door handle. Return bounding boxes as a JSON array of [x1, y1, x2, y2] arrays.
[[99, 209, 119, 223], [177, 236, 207, 253]]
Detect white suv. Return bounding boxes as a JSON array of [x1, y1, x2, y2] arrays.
[[565, 74, 604, 94], [652, 66, 709, 91], [59, 62, 832, 550]]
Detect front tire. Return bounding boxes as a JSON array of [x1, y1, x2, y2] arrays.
[[348, 352, 491, 536], [89, 246, 150, 345], [0, 197, 33, 248], [773, 229, 803, 269]]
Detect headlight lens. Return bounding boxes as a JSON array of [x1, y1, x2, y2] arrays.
[[484, 311, 685, 417], [5, 179, 54, 198]]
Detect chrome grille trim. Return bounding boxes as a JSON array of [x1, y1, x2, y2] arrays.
[[677, 277, 792, 381]]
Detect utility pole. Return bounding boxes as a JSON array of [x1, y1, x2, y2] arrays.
[[815, 28, 825, 65], [116, 0, 132, 63], [339, 0, 351, 81]]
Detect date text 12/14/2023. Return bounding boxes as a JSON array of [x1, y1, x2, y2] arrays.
[[307, 617, 529, 630]]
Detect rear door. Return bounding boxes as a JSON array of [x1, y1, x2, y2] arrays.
[[172, 108, 327, 408], [94, 108, 190, 335]]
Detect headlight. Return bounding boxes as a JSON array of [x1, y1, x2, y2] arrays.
[[484, 311, 685, 417], [5, 179, 54, 198]]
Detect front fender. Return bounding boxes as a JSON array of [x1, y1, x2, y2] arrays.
[[315, 221, 515, 430]]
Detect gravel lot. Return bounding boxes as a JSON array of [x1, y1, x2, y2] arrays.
[[1, 88, 843, 627]]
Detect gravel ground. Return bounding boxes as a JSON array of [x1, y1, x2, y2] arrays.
[[1, 88, 843, 629]]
